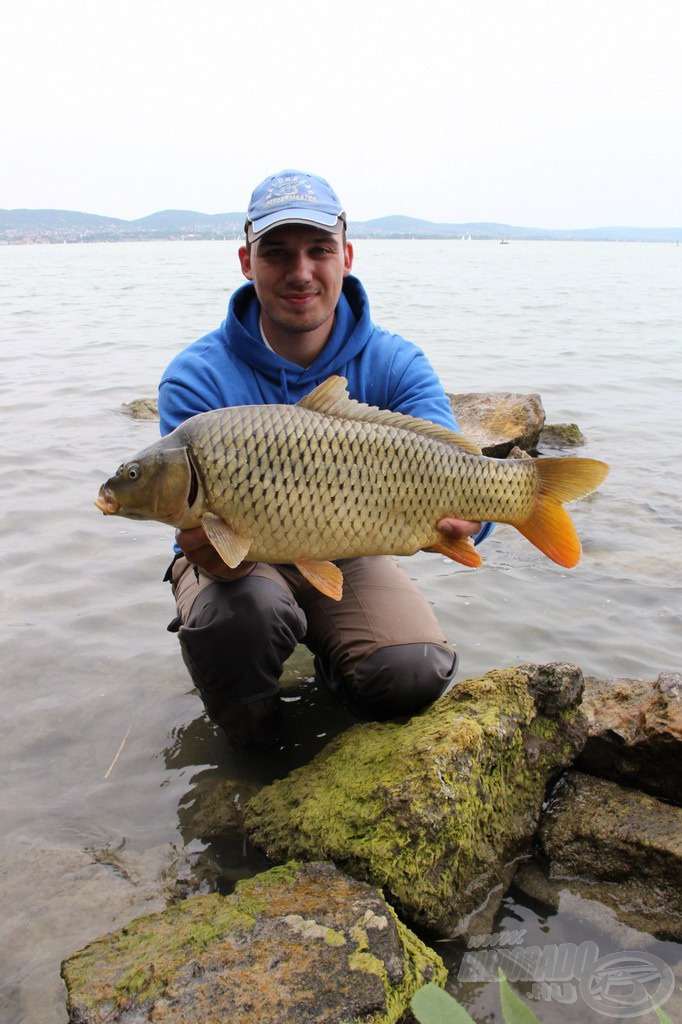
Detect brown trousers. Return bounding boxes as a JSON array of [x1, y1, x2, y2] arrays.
[[168, 555, 456, 744]]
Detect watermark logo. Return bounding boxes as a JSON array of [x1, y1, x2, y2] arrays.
[[579, 951, 675, 1019], [458, 934, 675, 1018]]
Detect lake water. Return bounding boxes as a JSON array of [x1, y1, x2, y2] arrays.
[[1, 240, 680, 1022]]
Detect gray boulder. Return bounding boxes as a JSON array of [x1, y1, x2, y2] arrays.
[[244, 664, 587, 937], [576, 671, 681, 804], [61, 860, 445, 1024], [448, 392, 545, 456], [539, 771, 682, 940]]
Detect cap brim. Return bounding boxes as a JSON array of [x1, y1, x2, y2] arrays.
[[247, 210, 345, 243]]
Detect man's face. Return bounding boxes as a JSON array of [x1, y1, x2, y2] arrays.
[[238, 224, 353, 339]]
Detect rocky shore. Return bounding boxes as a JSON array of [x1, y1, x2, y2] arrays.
[[61, 394, 680, 1022], [61, 663, 681, 1022]]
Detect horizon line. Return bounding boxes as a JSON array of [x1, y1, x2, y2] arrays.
[[2, 206, 681, 232]]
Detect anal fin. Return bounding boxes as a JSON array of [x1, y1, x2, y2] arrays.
[[430, 535, 483, 568], [295, 558, 344, 601], [201, 512, 251, 568]]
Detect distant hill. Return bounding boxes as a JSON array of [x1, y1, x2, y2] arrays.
[[0, 208, 128, 231], [0, 208, 246, 241], [0, 208, 679, 243], [349, 214, 682, 243], [130, 209, 245, 231]]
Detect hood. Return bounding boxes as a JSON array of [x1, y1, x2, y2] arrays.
[[218, 275, 374, 391]]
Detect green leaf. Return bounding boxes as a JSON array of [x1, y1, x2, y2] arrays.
[[499, 971, 542, 1024], [411, 982, 478, 1024], [653, 1005, 676, 1024]]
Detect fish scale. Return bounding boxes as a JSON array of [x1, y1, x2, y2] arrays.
[[179, 400, 538, 563]]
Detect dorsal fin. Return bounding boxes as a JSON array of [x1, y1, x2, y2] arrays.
[[298, 376, 482, 455]]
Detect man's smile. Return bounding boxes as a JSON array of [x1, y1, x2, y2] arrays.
[[279, 292, 319, 306]]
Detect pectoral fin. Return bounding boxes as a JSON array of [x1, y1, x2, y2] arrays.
[[201, 512, 251, 568], [295, 558, 344, 601], [430, 535, 483, 568]]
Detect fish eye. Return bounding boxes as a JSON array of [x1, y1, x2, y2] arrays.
[[128, 463, 141, 480]]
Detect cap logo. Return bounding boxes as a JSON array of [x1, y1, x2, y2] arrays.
[[264, 174, 318, 208], [246, 170, 344, 240]]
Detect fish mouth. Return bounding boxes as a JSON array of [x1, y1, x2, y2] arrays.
[[95, 486, 120, 515]]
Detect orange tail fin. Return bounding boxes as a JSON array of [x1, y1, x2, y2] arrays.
[[515, 457, 609, 568]]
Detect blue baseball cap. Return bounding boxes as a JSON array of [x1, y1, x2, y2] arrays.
[[245, 170, 346, 242]]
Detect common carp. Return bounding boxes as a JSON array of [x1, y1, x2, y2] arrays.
[[95, 376, 609, 600]]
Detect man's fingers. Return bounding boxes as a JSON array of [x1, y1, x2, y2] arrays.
[[175, 526, 207, 554], [436, 517, 482, 539]]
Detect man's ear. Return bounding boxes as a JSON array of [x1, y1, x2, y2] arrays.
[[238, 245, 253, 281], [343, 241, 354, 277]]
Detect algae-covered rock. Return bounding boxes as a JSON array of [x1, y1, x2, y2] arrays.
[[539, 422, 587, 448], [183, 777, 262, 836], [244, 664, 587, 936], [538, 771, 682, 940], [448, 392, 545, 456], [61, 860, 445, 1024], [577, 671, 682, 804]]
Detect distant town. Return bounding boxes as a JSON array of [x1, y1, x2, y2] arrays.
[[0, 208, 679, 245]]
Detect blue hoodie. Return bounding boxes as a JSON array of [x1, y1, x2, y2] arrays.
[[158, 275, 492, 543]]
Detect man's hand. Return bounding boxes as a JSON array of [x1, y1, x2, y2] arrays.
[[436, 517, 481, 539], [176, 526, 254, 581], [421, 517, 482, 554]]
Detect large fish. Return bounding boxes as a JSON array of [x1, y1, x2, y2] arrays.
[[95, 376, 609, 600]]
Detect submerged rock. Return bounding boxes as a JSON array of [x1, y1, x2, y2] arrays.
[[121, 397, 159, 420], [1, 840, 178, 1024], [448, 392, 545, 456], [538, 771, 682, 940], [61, 860, 445, 1024], [577, 671, 682, 804], [244, 664, 587, 936], [183, 777, 263, 837]]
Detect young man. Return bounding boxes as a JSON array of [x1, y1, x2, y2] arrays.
[[159, 170, 491, 746]]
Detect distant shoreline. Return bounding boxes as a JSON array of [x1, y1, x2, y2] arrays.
[[2, 235, 680, 247], [1, 209, 679, 245]]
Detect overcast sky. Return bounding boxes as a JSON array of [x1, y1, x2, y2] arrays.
[[3, 0, 680, 227]]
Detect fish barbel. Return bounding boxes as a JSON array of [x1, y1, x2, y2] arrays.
[[95, 376, 609, 600]]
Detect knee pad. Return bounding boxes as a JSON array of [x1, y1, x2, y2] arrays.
[[320, 643, 457, 721]]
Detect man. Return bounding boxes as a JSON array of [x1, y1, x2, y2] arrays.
[[159, 170, 491, 746]]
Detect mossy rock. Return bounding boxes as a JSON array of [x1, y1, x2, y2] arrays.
[[539, 422, 586, 447], [244, 664, 587, 936], [61, 861, 445, 1023]]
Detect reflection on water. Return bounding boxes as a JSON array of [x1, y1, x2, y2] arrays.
[[1, 241, 681, 1022], [164, 669, 357, 895], [439, 877, 682, 1023]]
